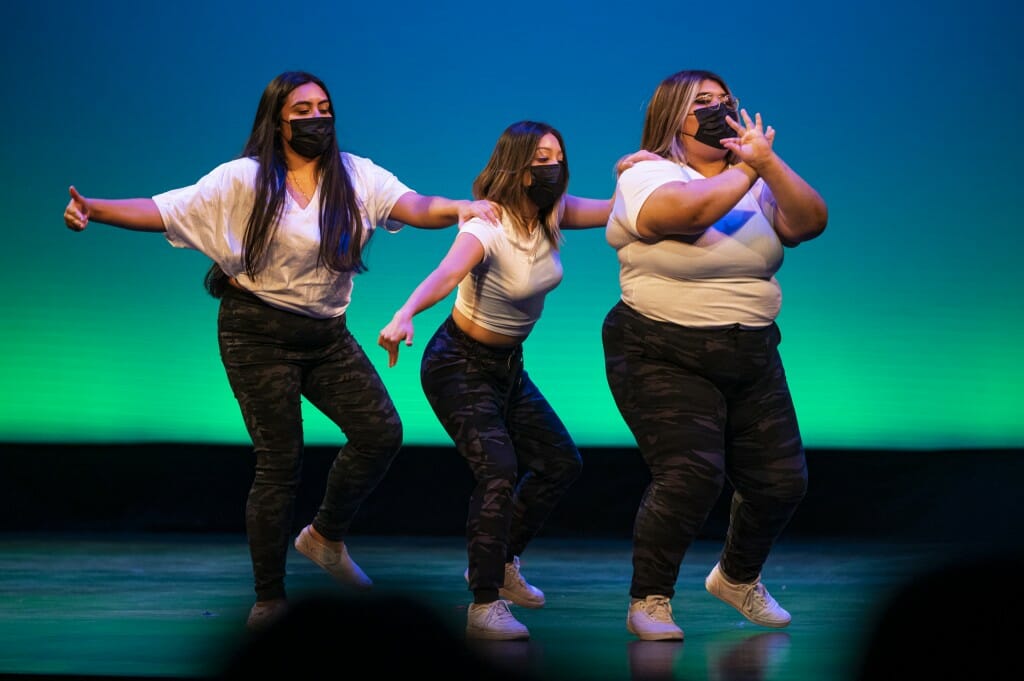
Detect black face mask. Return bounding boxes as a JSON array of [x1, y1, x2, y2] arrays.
[[691, 103, 737, 150], [525, 162, 567, 211], [287, 117, 335, 158]]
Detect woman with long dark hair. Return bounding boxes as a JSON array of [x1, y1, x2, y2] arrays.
[[63, 70, 498, 630]]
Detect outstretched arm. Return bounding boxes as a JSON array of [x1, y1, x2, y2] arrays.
[[63, 186, 166, 233], [377, 232, 484, 367], [561, 195, 613, 229], [388, 191, 501, 229], [561, 150, 667, 230]]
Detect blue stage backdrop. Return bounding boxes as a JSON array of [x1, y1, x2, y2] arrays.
[[1, 0, 1020, 450]]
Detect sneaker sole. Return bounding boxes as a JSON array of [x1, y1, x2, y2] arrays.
[[626, 620, 684, 641], [466, 626, 530, 641]]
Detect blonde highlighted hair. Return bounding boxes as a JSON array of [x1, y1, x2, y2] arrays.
[[640, 69, 740, 166]]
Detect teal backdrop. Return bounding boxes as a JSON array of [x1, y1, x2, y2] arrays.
[[1, 0, 1020, 450]]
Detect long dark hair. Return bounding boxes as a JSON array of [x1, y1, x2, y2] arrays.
[[205, 70, 365, 297]]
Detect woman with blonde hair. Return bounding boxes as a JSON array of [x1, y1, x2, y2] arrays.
[[603, 69, 828, 640]]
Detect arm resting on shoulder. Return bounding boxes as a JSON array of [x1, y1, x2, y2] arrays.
[[389, 192, 500, 229], [561, 195, 613, 230]]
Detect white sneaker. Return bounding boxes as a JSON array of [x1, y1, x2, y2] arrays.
[[466, 600, 530, 640], [627, 595, 684, 641], [294, 525, 372, 589], [463, 556, 546, 608], [705, 562, 791, 628]]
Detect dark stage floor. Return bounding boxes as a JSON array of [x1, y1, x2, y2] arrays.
[[2, 532, 1013, 681]]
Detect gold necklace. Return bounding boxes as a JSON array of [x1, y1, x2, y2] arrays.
[[287, 171, 315, 201]]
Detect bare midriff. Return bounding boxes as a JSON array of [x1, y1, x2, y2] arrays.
[[452, 307, 525, 348]]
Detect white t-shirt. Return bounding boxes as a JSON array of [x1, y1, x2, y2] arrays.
[[606, 159, 784, 328], [153, 152, 411, 319], [454, 215, 564, 337]]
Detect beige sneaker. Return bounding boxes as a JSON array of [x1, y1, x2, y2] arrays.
[[627, 595, 684, 641], [705, 562, 791, 627], [501, 556, 545, 608], [463, 556, 546, 608], [294, 525, 372, 589], [466, 600, 530, 640]]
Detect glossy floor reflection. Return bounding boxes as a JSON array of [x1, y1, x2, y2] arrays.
[[0, 533, 1008, 680]]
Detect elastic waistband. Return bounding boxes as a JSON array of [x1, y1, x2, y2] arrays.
[[615, 300, 774, 335]]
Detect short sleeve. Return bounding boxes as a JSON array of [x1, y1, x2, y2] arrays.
[[458, 218, 500, 257], [615, 160, 687, 236], [342, 153, 413, 230], [153, 159, 254, 256]]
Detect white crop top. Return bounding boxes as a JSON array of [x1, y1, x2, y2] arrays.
[[453, 215, 564, 337]]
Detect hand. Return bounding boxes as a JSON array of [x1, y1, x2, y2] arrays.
[[377, 313, 416, 368], [457, 199, 502, 227], [64, 185, 90, 231], [615, 150, 664, 176], [720, 109, 776, 170]]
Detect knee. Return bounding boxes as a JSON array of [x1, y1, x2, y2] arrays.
[[379, 420, 403, 455], [491, 457, 520, 483], [750, 465, 807, 507], [562, 450, 584, 484], [779, 467, 808, 504], [771, 448, 809, 503], [351, 418, 403, 458], [651, 460, 726, 500], [253, 450, 303, 489]]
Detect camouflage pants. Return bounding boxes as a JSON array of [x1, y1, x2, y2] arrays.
[[421, 316, 582, 600], [218, 286, 402, 601], [602, 300, 807, 599]]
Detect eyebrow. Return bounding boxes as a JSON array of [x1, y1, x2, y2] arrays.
[[289, 99, 330, 108]]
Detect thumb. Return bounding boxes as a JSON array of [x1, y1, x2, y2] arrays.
[[69, 185, 84, 203]]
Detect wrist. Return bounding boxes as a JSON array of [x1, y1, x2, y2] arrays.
[[731, 162, 758, 185]]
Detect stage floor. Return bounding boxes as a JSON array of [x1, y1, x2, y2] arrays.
[[0, 533, 1000, 680]]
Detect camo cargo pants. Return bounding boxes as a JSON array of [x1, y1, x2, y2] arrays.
[[421, 316, 582, 600], [218, 285, 402, 601], [602, 300, 807, 599]]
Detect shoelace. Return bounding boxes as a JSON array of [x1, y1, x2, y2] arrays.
[[489, 600, 517, 623], [644, 596, 674, 622], [507, 560, 533, 589], [508, 569, 529, 589], [743, 582, 772, 611]]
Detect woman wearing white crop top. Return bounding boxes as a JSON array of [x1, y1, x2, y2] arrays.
[[603, 69, 828, 641], [378, 121, 651, 640], [62, 70, 499, 632]]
